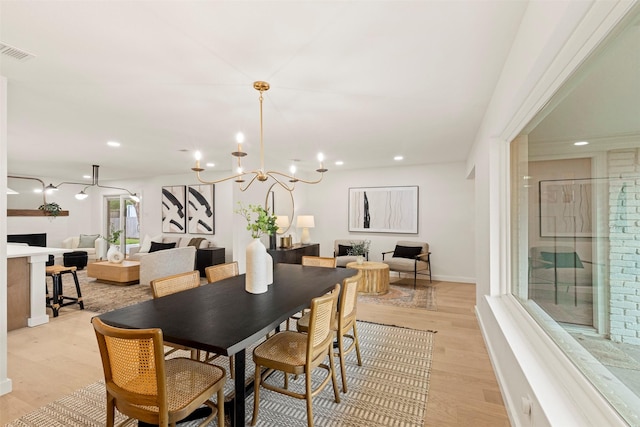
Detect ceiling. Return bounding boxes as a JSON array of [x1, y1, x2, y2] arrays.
[[1, 1, 528, 183]]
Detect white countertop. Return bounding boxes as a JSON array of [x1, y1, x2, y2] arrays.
[[6, 245, 68, 258]]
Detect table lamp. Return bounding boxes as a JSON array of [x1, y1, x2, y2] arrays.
[[296, 215, 315, 244], [275, 215, 290, 234]]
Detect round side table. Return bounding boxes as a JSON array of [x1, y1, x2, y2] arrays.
[[346, 261, 390, 295]]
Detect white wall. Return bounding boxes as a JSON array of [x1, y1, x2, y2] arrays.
[[471, 1, 637, 426], [305, 162, 475, 283], [1, 76, 12, 396]]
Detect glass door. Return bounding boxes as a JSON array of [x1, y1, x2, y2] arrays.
[[105, 195, 140, 255]]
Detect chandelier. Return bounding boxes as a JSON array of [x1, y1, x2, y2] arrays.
[[191, 81, 327, 192], [43, 164, 140, 202]]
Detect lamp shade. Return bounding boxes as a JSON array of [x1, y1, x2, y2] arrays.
[[296, 215, 315, 228], [275, 215, 290, 231]]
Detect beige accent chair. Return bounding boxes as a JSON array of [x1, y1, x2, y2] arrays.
[[139, 246, 196, 286], [62, 235, 108, 261], [333, 239, 369, 267], [92, 317, 226, 427], [382, 241, 431, 288], [251, 284, 341, 427], [297, 273, 363, 392]]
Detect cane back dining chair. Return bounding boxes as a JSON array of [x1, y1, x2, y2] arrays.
[[150, 271, 201, 359], [287, 256, 337, 330], [92, 317, 226, 427], [297, 273, 363, 392], [251, 283, 341, 427], [205, 261, 239, 283]]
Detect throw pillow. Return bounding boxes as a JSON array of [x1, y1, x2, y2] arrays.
[[78, 234, 100, 248], [338, 244, 352, 257], [188, 237, 206, 248], [139, 235, 152, 253], [149, 241, 177, 253], [392, 245, 422, 259]]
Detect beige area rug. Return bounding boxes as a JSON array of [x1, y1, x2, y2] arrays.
[[357, 278, 437, 311], [5, 321, 434, 427]]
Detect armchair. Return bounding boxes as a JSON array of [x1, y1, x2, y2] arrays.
[[382, 241, 431, 288]]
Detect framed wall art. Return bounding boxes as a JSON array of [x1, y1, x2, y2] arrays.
[[187, 184, 215, 234], [539, 179, 592, 237], [161, 185, 186, 233], [348, 186, 419, 233]]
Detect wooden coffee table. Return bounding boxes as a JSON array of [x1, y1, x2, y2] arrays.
[[346, 261, 390, 295], [87, 260, 140, 286]]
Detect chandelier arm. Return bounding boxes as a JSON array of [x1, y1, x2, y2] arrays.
[[238, 173, 261, 192], [194, 170, 249, 185], [265, 173, 295, 192], [266, 170, 326, 185]]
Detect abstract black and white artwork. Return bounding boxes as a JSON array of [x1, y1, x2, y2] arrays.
[[161, 186, 186, 233], [539, 179, 592, 237], [348, 186, 419, 233], [187, 184, 215, 235]]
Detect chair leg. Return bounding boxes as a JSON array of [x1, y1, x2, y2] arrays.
[[305, 367, 314, 427], [251, 365, 261, 426], [229, 355, 235, 379], [106, 395, 116, 427], [70, 270, 84, 310], [352, 323, 363, 366], [51, 274, 61, 317], [328, 346, 341, 404], [337, 333, 348, 393], [216, 387, 225, 427]]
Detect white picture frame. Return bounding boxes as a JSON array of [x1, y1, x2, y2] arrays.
[[348, 186, 419, 233]]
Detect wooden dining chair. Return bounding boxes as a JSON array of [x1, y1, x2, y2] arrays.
[[251, 284, 341, 427], [205, 261, 239, 283], [297, 273, 363, 392], [150, 271, 201, 359], [92, 317, 226, 427], [301, 256, 337, 268]]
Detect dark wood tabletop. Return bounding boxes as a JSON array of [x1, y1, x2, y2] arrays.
[[98, 263, 358, 427]]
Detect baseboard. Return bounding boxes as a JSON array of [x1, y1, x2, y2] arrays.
[[0, 377, 12, 396], [388, 272, 475, 284]]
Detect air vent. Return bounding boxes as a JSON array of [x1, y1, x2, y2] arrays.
[[0, 42, 35, 62]]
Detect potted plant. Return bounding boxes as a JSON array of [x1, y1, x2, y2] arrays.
[[349, 240, 371, 264], [105, 227, 124, 263], [38, 202, 62, 217], [236, 203, 278, 294]]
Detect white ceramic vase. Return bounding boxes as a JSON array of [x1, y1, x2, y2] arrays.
[[107, 245, 124, 264], [266, 252, 273, 285], [246, 238, 268, 294]]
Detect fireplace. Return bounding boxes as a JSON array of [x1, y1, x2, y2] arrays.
[[8, 233, 47, 247]]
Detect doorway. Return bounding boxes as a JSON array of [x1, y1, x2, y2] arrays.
[[105, 195, 140, 255]]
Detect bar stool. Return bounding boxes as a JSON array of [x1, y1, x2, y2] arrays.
[[45, 265, 84, 317]]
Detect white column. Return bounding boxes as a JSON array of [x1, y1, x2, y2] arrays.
[[27, 254, 50, 327]]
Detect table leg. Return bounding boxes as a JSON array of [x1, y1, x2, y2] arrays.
[[233, 348, 246, 427]]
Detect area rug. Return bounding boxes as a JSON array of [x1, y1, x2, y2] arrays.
[[357, 278, 437, 311], [5, 321, 434, 427]]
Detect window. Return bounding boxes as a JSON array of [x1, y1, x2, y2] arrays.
[[510, 9, 640, 425]]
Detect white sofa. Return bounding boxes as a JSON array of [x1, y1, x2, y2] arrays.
[[62, 235, 108, 261], [139, 246, 197, 286], [129, 234, 214, 260]]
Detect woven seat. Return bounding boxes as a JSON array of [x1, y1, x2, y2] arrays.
[[205, 261, 239, 283], [92, 317, 225, 427], [251, 284, 341, 427], [297, 273, 363, 392]]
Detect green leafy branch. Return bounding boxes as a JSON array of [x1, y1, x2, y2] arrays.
[[236, 203, 278, 239]]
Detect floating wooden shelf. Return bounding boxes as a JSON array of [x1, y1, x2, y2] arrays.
[[7, 209, 70, 217]]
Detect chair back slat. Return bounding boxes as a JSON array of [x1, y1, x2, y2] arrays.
[[150, 270, 200, 299], [340, 275, 360, 325], [302, 256, 337, 268], [206, 261, 239, 283]]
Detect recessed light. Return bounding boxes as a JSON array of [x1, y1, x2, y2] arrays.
[[574, 141, 589, 146], [107, 141, 121, 147], [206, 162, 215, 167], [33, 188, 42, 193], [394, 155, 403, 161], [83, 175, 91, 179], [335, 161, 344, 166]]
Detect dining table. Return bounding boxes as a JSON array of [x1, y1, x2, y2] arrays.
[[98, 263, 358, 427]]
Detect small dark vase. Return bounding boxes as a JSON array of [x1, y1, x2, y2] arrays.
[[269, 234, 277, 250]]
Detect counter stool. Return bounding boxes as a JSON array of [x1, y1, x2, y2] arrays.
[[46, 265, 84, 317]]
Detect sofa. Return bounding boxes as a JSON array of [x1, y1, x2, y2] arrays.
[[139, 246, 197, 286], [62, 234, 108, 261], [334, 239, 370, 268], [129, 234, 214, 261]]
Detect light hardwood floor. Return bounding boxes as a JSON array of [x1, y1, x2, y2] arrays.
[[0, 280, 510, 426]]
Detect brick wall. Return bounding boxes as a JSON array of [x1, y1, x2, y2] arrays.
[[608, 148, 640, 344]]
